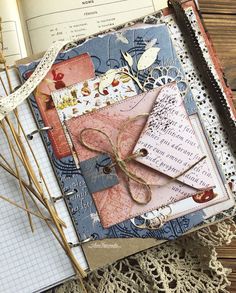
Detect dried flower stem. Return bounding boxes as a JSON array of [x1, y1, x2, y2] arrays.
[[0, 75, 8, 95], [13, 111, 66, 228], [0, 157, 66, 228], [0, 193, 51, 221], [1, 120, 34, 231]]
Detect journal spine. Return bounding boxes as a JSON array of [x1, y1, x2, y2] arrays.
[[168, 0, 236, 153]]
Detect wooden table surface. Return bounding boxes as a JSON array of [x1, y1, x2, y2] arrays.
[[199, 0, 236, 291]]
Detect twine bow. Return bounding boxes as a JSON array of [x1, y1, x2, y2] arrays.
[[79, 114, 151, 204], [79, 114, 207, 205]]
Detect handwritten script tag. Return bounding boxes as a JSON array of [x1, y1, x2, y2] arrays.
[[134, 83, 213, 190]]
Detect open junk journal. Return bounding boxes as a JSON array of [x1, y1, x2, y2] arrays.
[[0, 0, 236, 292]]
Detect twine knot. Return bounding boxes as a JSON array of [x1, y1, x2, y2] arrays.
[[79, 114, 152, 204], [79, 114, 207, 205]]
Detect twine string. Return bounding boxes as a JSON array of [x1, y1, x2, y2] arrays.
[[79, 126, 151, 204], [79, 114, 208, 205]]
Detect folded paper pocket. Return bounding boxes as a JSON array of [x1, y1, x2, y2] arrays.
[[66, 83, 215, 228]]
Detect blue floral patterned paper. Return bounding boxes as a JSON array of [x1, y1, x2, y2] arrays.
[[18, 24, 204, 242]]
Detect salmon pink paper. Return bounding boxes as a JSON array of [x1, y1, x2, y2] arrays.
[[66, 83, 215, 228]]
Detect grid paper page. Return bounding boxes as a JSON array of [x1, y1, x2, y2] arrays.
[[0, 69, 87, 293]]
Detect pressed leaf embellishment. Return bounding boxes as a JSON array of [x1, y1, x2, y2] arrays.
[[137, 47, 160, 71], [99, 69, 117, 94], [121, 51, 133, 68], [145, 38, 158, 50], [116, 32, 129, 44]]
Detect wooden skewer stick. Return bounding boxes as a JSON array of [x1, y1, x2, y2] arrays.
[[0, 194, 51, 222], [0, 75, 8, 95], [11, 111, 67, 228], [6, 131, 38, 185], [44, 197, 87, 278], [24, 187, 67, 244], [0, 155, 48, 206], [5, 117, 43, 195], [0, 64, 43, 226], [1, 120, 34, 232], [13, 112, 63, 220], [0, 122, 67, 228], [0, 162, 66, 227], [2, 131, 33, 184], [0, 157, 66, 228], [25, 189, 66, 248], [24, 188, 88, 292], [4, 63, 13, 93]]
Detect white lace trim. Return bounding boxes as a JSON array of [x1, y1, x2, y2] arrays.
[[0, 39, 77, 120]]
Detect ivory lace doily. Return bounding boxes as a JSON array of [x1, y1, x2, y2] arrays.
[[52, 220, 236, 293]]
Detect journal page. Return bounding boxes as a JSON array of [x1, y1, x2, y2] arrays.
[[0, 0, 27, 64], [19, 0, 168, 54]]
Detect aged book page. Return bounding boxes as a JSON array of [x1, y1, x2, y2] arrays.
[[18, 0, 168, 54], [0, 0, 27, 64]]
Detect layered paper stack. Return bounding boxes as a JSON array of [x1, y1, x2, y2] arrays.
[[0, 1, 235, 292]]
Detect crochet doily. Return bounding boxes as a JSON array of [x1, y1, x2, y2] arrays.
[[52, 220, 235, 293]]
